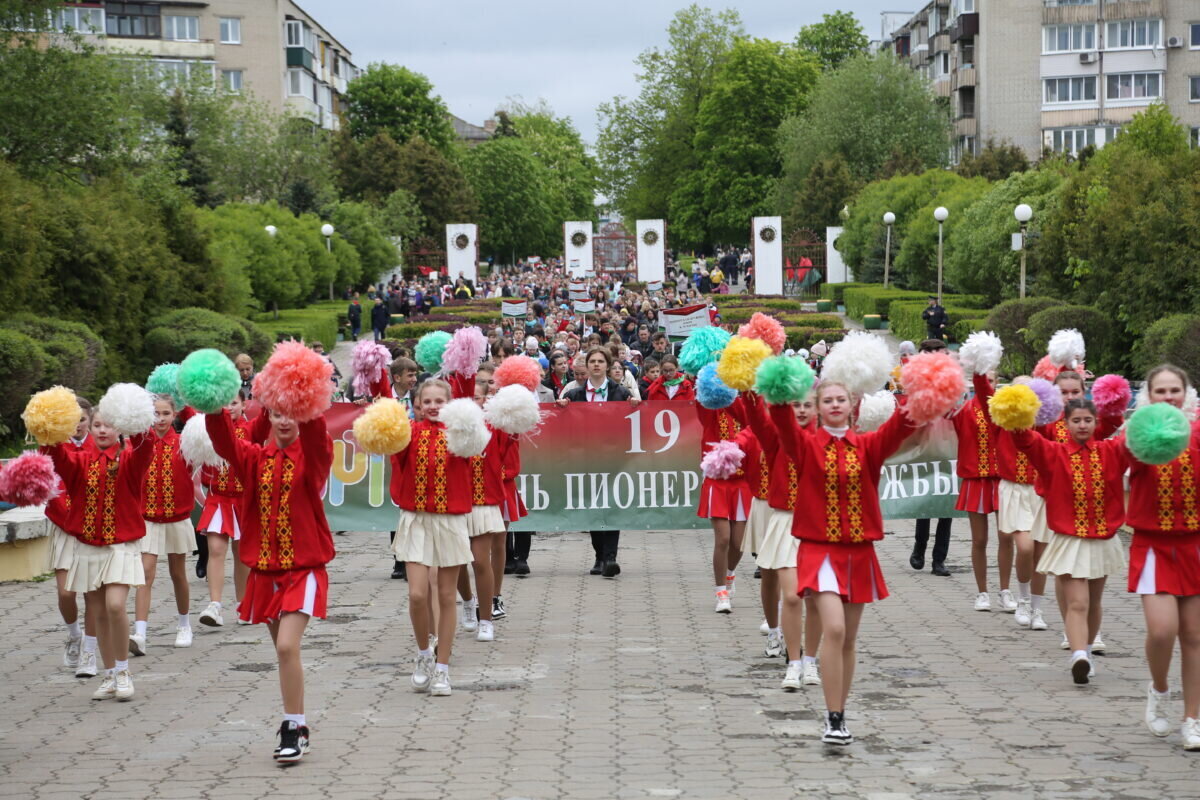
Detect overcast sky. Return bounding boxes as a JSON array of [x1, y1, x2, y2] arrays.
[[299, 1, 914, 143]]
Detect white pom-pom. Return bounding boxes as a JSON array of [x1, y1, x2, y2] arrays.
[[439, 398, 490, 458], [820, 331, 892, 397], [856, 391, 897, 433], [483, 385, 541, 435], [1048, 329, 1085, 369], [97, 383, 156, 436], [957, 331, 1004, 376], [180, 414, 225, 470]]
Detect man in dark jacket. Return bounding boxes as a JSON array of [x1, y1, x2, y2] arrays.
[[371, 296, 390, 341], [921, 296, 949, 341], [720, 250, 739, 286], [347, 294, 363, 340]]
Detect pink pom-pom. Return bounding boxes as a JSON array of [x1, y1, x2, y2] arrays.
[[1032, 355, 1061, 382], [1092, 374, 1132, 418], [0, 452, 59, 507], [701, 440, 745, 480], [494, 356, 542, 392], [737, 313, 786, 356], [351, 340, 392, 398], [900, 352, 967, 424], [252, 341, 333, 422], [441, 326, 489, 377]]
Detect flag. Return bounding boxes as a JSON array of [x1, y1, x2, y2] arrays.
[[573, 299, 596, 313], [502, 300, 527, 317], [569, 281, 586, 292], [660, 304, 710, 339], [647, 280, 663, 292]]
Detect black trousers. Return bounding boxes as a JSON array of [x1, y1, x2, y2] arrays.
[[590, 530, 620, 561], [913, 518, 951, 564], [513, 532, 531, 561]]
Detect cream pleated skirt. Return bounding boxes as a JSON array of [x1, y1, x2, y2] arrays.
[[1030, 496, 1053, 545], [141, 520, 195, 556], [466, 504, 505, 538], [66, 540, 145, 592], [1038, 533, 1126, 580], [49, 524, 77, 572], [392, 509, 471, 567], [755, 509, 800, 570], [746, 497, 772, 554]]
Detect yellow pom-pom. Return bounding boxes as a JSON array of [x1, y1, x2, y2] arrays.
[[987, 384, 1041, 432], [351, 398, 412, 455], [716, 336, 772, 392], [22, 387, 82, 446]]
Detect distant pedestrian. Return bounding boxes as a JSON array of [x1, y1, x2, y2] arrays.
[[371, 297, 390, 342], [347, 294, 362, 341], [922, 296, 949, 341]]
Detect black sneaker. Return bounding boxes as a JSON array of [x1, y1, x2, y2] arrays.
[[514, 559, 530, 576], [390, 561, 406, 580], [753, 566, 761, 579], [821, 711, 853, 745], [492, 596, 507, 620], [275, 721, 309, 762]]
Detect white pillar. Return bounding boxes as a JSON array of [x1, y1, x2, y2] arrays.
[[563, 221, 594, 277], [751, 216, 783, 295], [445, 223, 478, 282], [635, 220, 665, 282]]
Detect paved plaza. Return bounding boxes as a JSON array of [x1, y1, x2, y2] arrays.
[[1, 524, 1197, 800]]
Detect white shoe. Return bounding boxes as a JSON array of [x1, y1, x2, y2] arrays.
[[114, 669, 134, 701], [174, 626, 193, 648], [91, 674, 116, 701], [64, 636, 81, 668], [759, 619, 770, 635], [1030, 609, 1048, 630], [476, 620, 494, 642], [236, 618, 250, 626], [781, 662, 802, 691], [1060, 634, 1070, 650], [998, 589, 1018, 612], [1145, 684, 1171, 738], [461, 599, 478, 633], [1091, 633, 1106, 654], [129, 632, 146, 656], [75, 650, 98, 678], [199, 602, 224, 627], [1014, 599, 1032, 627], [1182, 718, 1200, 751], [974, 593, 991, 612], [802, 661, 822, 686], [411, 654, 434, 692], [764, 632, 783, 658], [715, 590, 732, 614], [430, 670, 452, 697], [1070, 653, 1091, 685]]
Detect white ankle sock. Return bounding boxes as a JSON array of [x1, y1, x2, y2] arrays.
[[418, 648, 433, 658], [435, 663, 449, 673], [788, 660, 802, 668], [715, 585, 726, 593], [83, 635, 98, 653], [67, 621, 81, 638], [115, 660, 129, 672], [283, 713, 306, 726], [178, 614, 190, 629], [1072, 649, 1088, 661], [770, 628, 782, 636], [134, 620, 147, 636], [1031, 595, 1043, 612], [726, 571, 736, 581], [802, 655, 817, 666], [212, 601, 222, 610], [1017, 581, 1031, 601]]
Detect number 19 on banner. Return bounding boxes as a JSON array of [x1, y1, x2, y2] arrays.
[[625, 409, 681, 454]]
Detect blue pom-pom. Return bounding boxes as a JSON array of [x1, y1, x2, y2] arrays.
[[696, 363, 737, 409]]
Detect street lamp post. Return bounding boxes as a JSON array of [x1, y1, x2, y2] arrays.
[[933, 206, 948, 305], [1014, 203, 1032, 299], [321, 223, 335, 300], [882, 211, 895, 289]]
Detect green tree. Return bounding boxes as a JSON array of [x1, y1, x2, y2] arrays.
[[504, 100, 597, 226], [394, 136, 478, 237], [892, 173, 991, 292], [164, 90, 222, 207], [378, 188, 427, 242], [342, 63, 456, 155], [795, 11, 869, 71], [955, 139, 1031, 182], [332, 129, 408, 204], [328, 201, 399, 287], [464, 138, 554, 261], [787, 153, 860, 236]]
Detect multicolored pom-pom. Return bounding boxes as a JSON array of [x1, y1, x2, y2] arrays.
[[351, 398, 412, 455], [1016, 377, 1063, 427], [679, 327, 731, 376], [494, 355, 542, 392], [415, 331, 453, 375], [1091, 374, 1131, 418], [439, 398, 490, 458], [988, 384, 1041, 431], [737, 313, 786, 356], [696, 364, 737, 410], [1032, 355, 1061, 382], [177, 349, 241, 414], [716, 336, 772, 392], [351, 340, 393, 398], [899, 352, 967, 424], [753, 356, 815, 405], [252, 341, 333, 422], [1126, 403, 1192, 465], [0, 452, 59, 507], [21, 387, 81, 446]]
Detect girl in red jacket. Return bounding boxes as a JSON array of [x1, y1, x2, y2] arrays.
[[132, 395, 200, 654], [1014, 398, 1128, 685], [206, 403, 335, 762], [645, 355, 695, 402], [769, 380, 918, 745], [696, 397, 750, 612]]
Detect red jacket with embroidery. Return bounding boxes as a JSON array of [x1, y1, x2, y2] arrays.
[[45, 435, 99, 531], [141, 429, 195, 523], [952, 374, 999, 480], [1032, 412, 1123, 495], [696, 398, 748, 482], [742, 395, 803, 512], [43, 434, 155, 546], [200, 416, 253, 498], [501, 432, 520, 486], [1013, 430, 1127, 539], [389, 420, 472, 514], [469, 427, 506, 506], [1123, 422, 1200, 534], [771, 402, 916, 543], [645, 377, 695, 403], [207, 410, 336, 571]]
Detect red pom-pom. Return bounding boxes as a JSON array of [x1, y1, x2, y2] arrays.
[[900, 352, 967, 424], [0, 452, 59, 507], [494, 356, 542, 392], [737, 313, 786, 356], [1032, 355, 1062, 382], [1092, 374, 1132, 418], [252, 341, 333, 422]]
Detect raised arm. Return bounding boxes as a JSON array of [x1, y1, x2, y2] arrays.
[[206, 409, 254, 485], [742, 393, 782, 461], [299, 415, 334, 488], [122, 432, 157, 483], [1011, 428, 1056, 476], [863, 405, 918, 465], [768, 400, 804, 464]]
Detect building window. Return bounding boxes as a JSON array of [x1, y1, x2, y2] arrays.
[[105, 3, 160, 37], [219, 17, 240, 44], [154, 59, 215, 86], [1192, 23, 1200, 49], [1106, 72, 1162, 101], [222, 69, 243, 92], [1191, 76, 1200, 102], [1105, 19, 1161, 49], [1051, 128, 1096, 155], [286, 20, 303, 47], [53, 6, 104, 33], [287, 68, 316, 100], [1044, 76, 1097, 103], [1192, 127, 1199, 148], [163, 15, 199, 42], [1043, 24, 1095, 53]]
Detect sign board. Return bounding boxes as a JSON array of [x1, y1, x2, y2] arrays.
[[502, 300, 527, 318], [660, 304, 710, 340]]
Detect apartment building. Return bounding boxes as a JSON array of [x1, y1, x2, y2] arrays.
[[52, 1, 358, 131], [888, 0, 1200, 160]]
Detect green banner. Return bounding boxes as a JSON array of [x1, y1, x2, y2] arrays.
[[319, 401, 965, 532]]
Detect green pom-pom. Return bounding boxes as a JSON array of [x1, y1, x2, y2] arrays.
[[415, 330, 452, 374], [1126, 403, 1191, 465], [679, 327, 731, 376], [145, 363, 183, 409], [177, 349, 240, 414], [754, 356, 815, 405]]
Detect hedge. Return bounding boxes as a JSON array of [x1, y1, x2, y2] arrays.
[[983, 297, 1061, 376], [1132, 314, 1200, 383], [144, 308, 272, 367], [0, 328, 46, 420], [819, 282, 872, 305], [845, 287, 927, 320], [384, 321, 464, 341], [1025, 304, 1119, 375], [950, 318, 989, 343], [786, 328, 846, 351], [253, 306, 339, 352], [0, 314, 105, 394], [887, 301, 989, 345]]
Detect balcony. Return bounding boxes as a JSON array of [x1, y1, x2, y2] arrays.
[[955, 117, 978, 137], [932, 33, 950, 53], [952, 67, 977, 91], [287, 46, 313, 70], [950, 12, 978, 42], [105, 37, 215, 60]]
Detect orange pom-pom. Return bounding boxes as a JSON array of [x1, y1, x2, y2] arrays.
[[494, 356, 542, 392], [900, 352, 967, 424], [1032, 355, 1061, 382], [252, 341, 333, 422], [737, 313, 786, 356]]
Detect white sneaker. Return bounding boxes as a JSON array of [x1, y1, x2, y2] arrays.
[[764, 631, 783, 658], [91, 674, 116, 701], [1182, 718, 1200, 751], [715, 589, 732, 614], [1030, 609, 1048, 631], [781, 662, 802, 691], [759, 619, 770, 635], [1070, 653, 1091, 685], [1091, 633, 1106, 654], [476, 620, 494, 642], [461, 599, 478, 633], [1060, 634, 1070, 650], [64, 636, 81, 668], [998, 589, 1018, 613], [75, 650, 98, 678], [199, 602, 224, 627], [1014, 599, 1032, 627], [974, 592, 991, 612], [236, 618, 250, 626], [1145, 684, 1171, 737], [802, 661, 822, 686], [129, 632, 146, 656], [430, 669, 452, 697], [174, 626, 193, 648], [114, 669, 134, 701], [411, 654, 434, 692]]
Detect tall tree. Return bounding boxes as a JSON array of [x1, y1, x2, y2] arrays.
[[787, 153, 860, 237], [164, 90, 221, 207], [342, 63, 456, 156], [955, 139, 1031, 182], [332, 129, 408, 204], [393, 137, 477, 237], [795, 11, 869, 71], [503, 100, 597, 224], [464, 138, 554, 261]]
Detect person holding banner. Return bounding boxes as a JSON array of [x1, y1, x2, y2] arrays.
[[558, 347, 638, 576]]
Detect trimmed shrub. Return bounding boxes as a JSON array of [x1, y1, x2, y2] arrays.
[[144, 308, 271, 366], [950, 317, 989, 343], [819, 282, 871, 304], [385, 321, 464, 341], [0, 328, 46, 419], [888, 301, 988, 345], [0, 314, 105, 394], [778, 313, 842, 329], [785, 328, 846, 351], [1132, 314, 1200, 384], [983, 297, 1061, 376], [253, 307, 339, 352], [845, 287, 927, 320], [1025, 304, 1119, 375]]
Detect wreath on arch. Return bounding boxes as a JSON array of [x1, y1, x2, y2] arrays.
[[453, 233, 470, 250], [570, 230, 588, 248], [758, 225, 777, 243], [642, 229, 659, 246]]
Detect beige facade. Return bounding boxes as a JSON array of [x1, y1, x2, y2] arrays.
[[889, 0, 1200, 160]]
